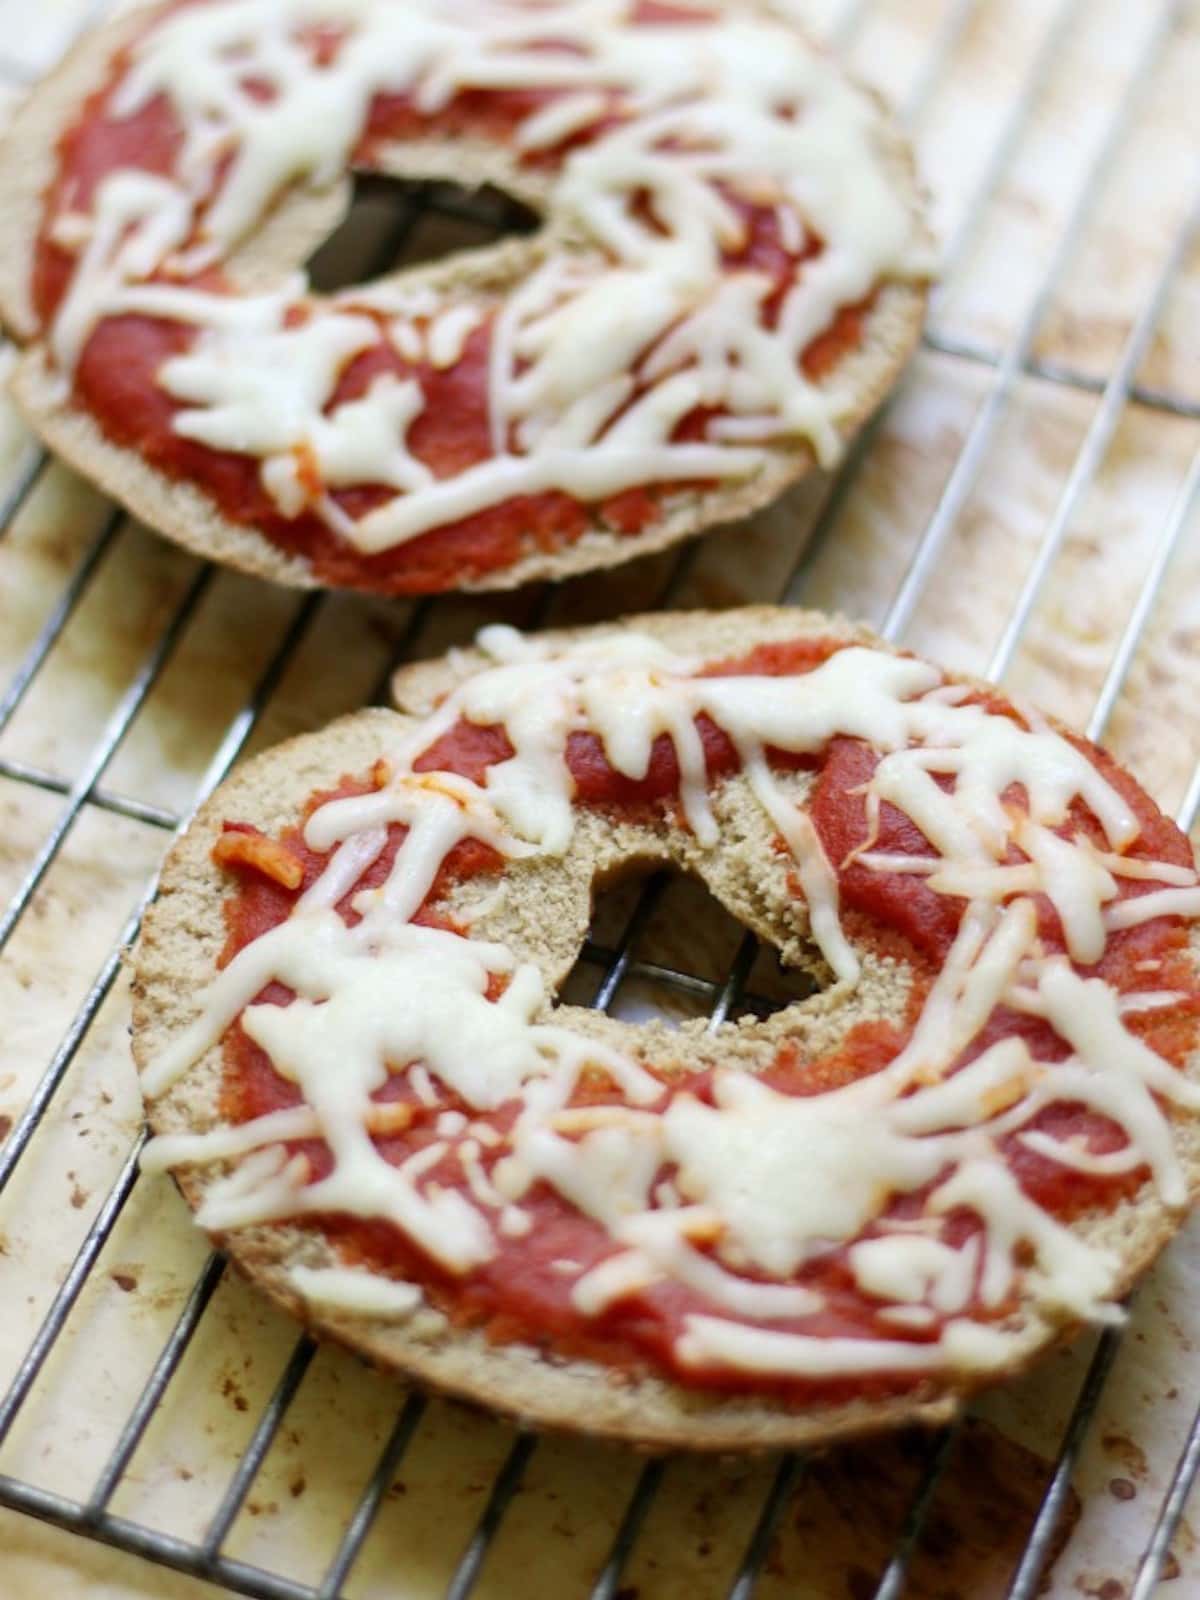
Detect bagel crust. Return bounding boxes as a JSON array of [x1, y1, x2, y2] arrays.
[[0, 2, 931, 596], [131, 607, 1200, 1451]]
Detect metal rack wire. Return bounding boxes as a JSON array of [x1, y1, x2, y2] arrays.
[[0, 0, 1198, 1596]]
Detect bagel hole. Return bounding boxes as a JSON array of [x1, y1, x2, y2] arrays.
[[307, 175, 539, 293], [564, 868, 820, 1029]]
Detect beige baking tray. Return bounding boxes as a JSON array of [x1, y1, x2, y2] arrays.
[[0, 0, 1199, 1596]]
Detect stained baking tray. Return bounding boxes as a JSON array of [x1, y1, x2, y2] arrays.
[[0, 0, 1199, 1596]]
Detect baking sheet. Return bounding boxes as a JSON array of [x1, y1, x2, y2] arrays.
[[0, 0, 1199, 1595]]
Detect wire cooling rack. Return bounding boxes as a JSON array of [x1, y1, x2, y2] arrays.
[[0, 1, 1198, 1596]]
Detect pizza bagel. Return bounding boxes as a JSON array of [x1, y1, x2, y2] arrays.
[[129, 607, 1200, 1450], [0, 1, 931, 596]]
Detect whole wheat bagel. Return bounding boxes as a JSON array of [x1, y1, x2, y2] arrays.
[[0, 1, 931, 597], [131, 607, 1200, 1451]]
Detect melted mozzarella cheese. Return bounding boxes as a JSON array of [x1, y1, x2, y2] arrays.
[[50, 173, 193, 375], [744, 757, 858, 983], [931, 1159, 1123, 1323], [675, 1315, 1023, 1377], [571, 1250, 660, 1315], [140, 1105, 322, 1173], [512, 1121, 663, 1229], [662, 1070, 945, 1277], [303, 772, 527, 923], [1013, 818, 1116, 964], [848, 1235, 970, 1306], [289, 1264, 423, 1317], [1106, 886, 1200, 931], [1036, 959, 1200, 1206], [617, 1209, 823, 1319]]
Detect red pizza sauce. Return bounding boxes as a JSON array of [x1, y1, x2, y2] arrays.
[[210, 639, 1200, 1398], [35, 6, 871, 595]]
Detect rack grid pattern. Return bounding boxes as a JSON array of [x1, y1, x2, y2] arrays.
[[0, 1, 1198, 1597]]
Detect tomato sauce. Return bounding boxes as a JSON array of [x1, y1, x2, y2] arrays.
[[35, 12, 870, 594], [211, 640, 1200, 1396]]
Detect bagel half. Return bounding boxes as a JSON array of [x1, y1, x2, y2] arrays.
[[0, 2, 931, 596], [131, 607, 1200, 1451]]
